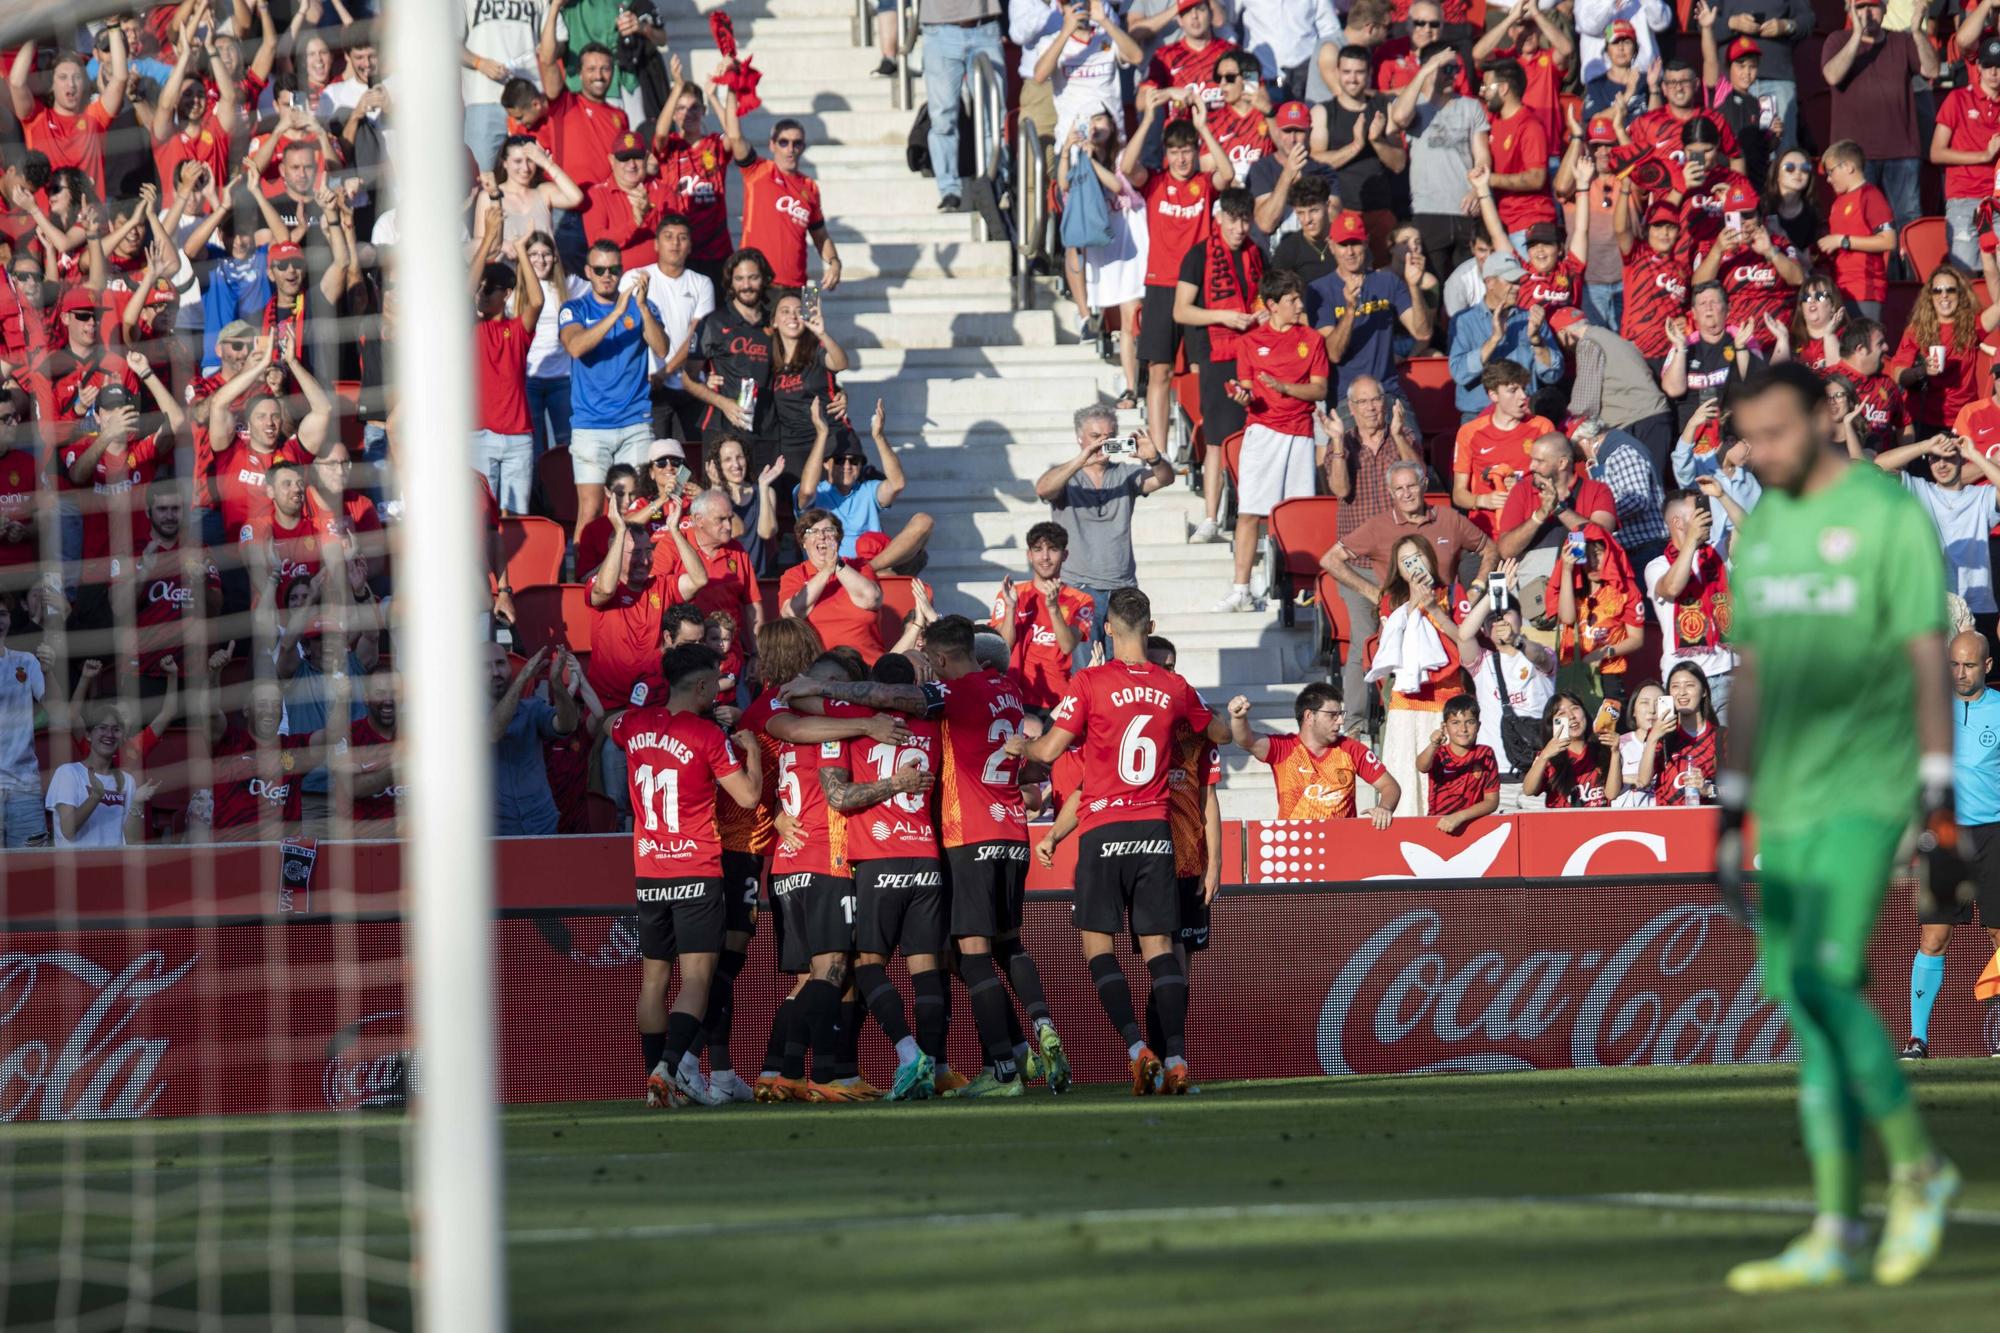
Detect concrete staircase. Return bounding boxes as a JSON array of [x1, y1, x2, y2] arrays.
[[668, 0, 1315, 819]]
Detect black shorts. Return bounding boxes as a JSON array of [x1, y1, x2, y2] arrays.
[[854, 857, 947, 958], [721, 850, 763, 937], [1919, 821, 2000, 925], [768, 869, 814, 973], [1072, 820, 1179, 939], [1129, 876, 1211, 954], [1136, 283, 1183, 367], [945, 841, 1029, 940], [1195, 357, 1245, 448], [635, 876, 726, 960], [790, 871, 857, 957]]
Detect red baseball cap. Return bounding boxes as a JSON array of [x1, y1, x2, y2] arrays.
[[57, 287, 99, 315], [1607, 20, 1637, 41], [853, 531, 890, 565], [1727, 37, 1762, 62], [1330, 210, 1367, 245], [1274, 101, 1311, 131], [1176, 0, 1209, 13], [268, 241, 303, 265], [1644, 200, 1682, 227], [611, 131, 647, 159], [1722, 180, 1757, 213], [1549, 306, 1588, 335], [1586, 116, 1618, 146]]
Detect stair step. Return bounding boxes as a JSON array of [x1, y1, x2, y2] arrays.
[[841, 309, 1058, 349]]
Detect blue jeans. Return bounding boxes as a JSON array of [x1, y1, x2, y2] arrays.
[[472, 430, 533, 514], [554, 208, 589, 275], [1068, 583, 1119, 673], [1946, 197, 1983, 273], [1864, 157, 1920, 235], [922, 19, 1002, 200], [526, 375, 573, 456], [1581, 281, 1622, 330], [1750, 78, 1798, 154], [1, 789, 45, 846], [464, 104, 509, 176]]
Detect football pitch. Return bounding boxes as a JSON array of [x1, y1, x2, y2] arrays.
[[5, 1063, 1996, 1330]]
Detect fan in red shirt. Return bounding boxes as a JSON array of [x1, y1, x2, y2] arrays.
[[1834, 320, 1910, 452], [203, 336, 333, 540], [779, 507, 885, 665], [659, 489, 762, 683], [1952, 366, 2000, 458], [1201, 50, 1273, 180], [1614, 193, 1690, 358], [740, 119, 836, 290], [239, 460, 339, 606], [1140, 0, 1237, 115], [1626, 59, 1743, 173], [7, 41, 125, 198], [1472, 7, 1569, 145], [149, 30, 237, 208], [57, 379, 182, 586], [122, 482, 220, 678], [1670, 125, 1761, 269], [1477, 60, 1557, 234], [610, 642, 760, 1108], [991, 522, 1094, 712], [1376, 1, 1474, 96], [1522, 692, 1619, 808], [1891, 267, 2000, 433], [526, 6, 631, 188], [1453, 364, 1555, 534], [586, 493, 712, 709], [580, 133, 678, 270], [1418, 696, 1500, 833], [650, 61, 753, 278], [1818, 143, 1896, 309], [204, 676, 315, 841], [0, 402, 36, 575], [1226, 271, 1330, 601], [326, 669, 401, 833], [20, 287, 142, 447], [1694, 202, 1803, 351], [1015, 586, 1231, 1096]]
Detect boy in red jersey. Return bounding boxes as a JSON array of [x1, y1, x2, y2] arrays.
[[991, 521, 1093, 713], [1818, 140, 1896, 319], [1417, 695, 1500, 834], [1119, 89, 1235, 469], [651, 57, 752, 285], [1224, 269, 1329, 610], [792, 615, 1072, 1098], [610, 642, 761, 1109], [1011, 587, 1233, 1096]]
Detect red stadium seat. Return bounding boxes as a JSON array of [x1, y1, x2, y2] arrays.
[[1267, 496, 1340, 628], [1900, 218, 1950, 285], [875, 574, 934, 645], [536, 449, 578, 528], [1220, 429, 1245, 489], [510, 584, 595, 655], [496, 516, 567, 593], [1401, 356, 1456, 437], [1313, 570, 1353, 672], [1881, 280, 1921, 344]]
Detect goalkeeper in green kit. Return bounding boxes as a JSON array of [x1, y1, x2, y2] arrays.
[[1716, 363, 1964, 1293]]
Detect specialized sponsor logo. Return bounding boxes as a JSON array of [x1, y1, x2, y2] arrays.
[[1317, 904, 1794, 1076], [866, 870, 941, 889], [771, 872, 814, 896], [973, 843, 1028, 863], [322, 1009, 415, 1110], [636, 881, 710, 904], [0, 949, 197, 1121], [1097, 839, 1172, 857]]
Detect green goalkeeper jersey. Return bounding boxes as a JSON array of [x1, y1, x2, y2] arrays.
[[1731, 461, 1949, 838]]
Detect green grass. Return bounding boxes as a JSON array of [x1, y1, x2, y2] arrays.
[[5, 1063, 1998, 1330]]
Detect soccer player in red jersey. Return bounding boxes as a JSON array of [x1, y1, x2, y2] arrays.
[[1417, 696, 1500, 833], [805, 651, 946, 1101], [792, 615, 1073, 1097], [1613, 186, 1690, 360], [740, 118, 840, 291], [1012, 587, 1232, 1096], [1119, 90, 1234, 473], [610, 643, 761, 1109], [991, 521, 1093, 713]]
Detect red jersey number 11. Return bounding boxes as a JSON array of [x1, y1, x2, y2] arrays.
[[634, 764, 682, 832]]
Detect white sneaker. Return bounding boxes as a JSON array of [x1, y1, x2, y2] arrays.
[[1190, 518, 1222, 544], [1212, 587, 1265, 613], [673, 1065, 726, 1106], [708, 1069, 757, 1103]]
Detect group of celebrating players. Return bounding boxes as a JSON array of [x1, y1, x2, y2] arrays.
[[613, 585, 1223, 1105]]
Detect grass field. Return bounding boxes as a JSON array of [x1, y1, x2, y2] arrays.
[[5, 1062, 1997, 1330]]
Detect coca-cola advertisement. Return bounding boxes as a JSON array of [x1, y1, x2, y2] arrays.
[[1, 815, 1988, 1120]]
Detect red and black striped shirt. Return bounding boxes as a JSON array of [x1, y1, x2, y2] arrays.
[[1428, 743, 1499, 816], [1542, 743, 1611, 809]]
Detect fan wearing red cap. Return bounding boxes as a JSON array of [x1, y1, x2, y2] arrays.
[[1139, 0, 1239, 119], [1611, 189, 1691, 361], [1304, 208, 1432, 406], [1932, 37, 2000, 270], [1470, 161, 1585, 315], [1687, 176, 1804, 350], [580, 131, 678, 270], [1120, 85, 1235, 473], [1579, 20, 1650, 129]]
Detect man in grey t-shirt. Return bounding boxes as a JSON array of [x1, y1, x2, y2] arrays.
[[1034, 403, 1175, 666], [1388, 42, 1487, 291]]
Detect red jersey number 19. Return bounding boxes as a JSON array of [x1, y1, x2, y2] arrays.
[[634, 765, 682, 832]]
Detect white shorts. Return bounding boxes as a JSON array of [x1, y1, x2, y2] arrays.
[[569, 424, 652, 484], [1235, 423, 1317, 517]]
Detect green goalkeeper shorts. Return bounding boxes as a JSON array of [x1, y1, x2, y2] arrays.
[[1755, 814, 1907, 1000]]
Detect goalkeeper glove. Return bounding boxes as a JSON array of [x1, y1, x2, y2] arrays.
[[1714, 770, 1751, 926], [1915, 754, 1973, 920]]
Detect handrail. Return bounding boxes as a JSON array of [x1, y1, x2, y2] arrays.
[[965, 50, 1008, 242], [1015, 116, 1045, 306], [853, 0, 871, 45], [893, 0, 915, 111]]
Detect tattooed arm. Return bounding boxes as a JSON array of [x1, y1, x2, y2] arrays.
[[781, 675, 934, 716], [819, 758, 934, 811]]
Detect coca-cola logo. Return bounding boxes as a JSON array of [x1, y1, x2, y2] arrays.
[[1316, 904, 1795, 1076], [322, 1010, 415, 1109], [0, 949, 198, 1121]]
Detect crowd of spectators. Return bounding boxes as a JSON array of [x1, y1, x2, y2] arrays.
[[12, 0, 2000, 847]]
